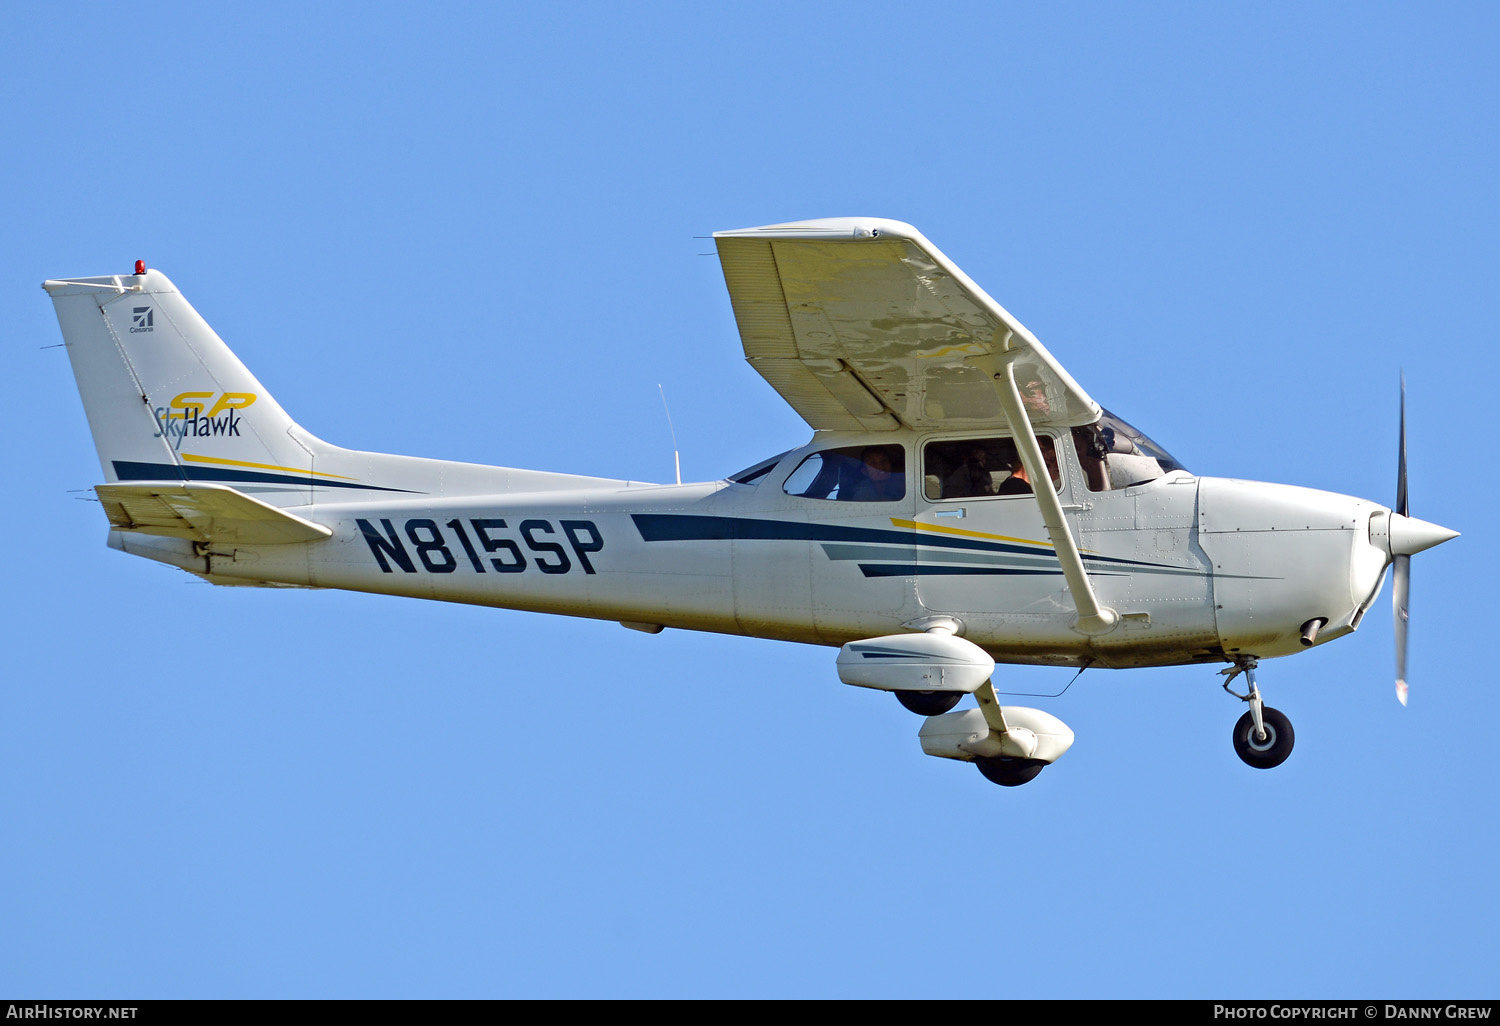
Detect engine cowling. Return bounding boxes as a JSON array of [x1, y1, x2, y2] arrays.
[[836, 632, 995, 694]]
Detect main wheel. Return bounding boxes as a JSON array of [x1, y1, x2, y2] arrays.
[[1232, 706, 1295, 769], [894, 690, 964, 716], [974, 756, 1046, 787]]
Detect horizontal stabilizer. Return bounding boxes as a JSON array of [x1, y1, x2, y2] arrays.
[[94, 482, 333, 545]]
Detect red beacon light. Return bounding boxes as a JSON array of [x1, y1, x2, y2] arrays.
[[134, 260, 145, 275]]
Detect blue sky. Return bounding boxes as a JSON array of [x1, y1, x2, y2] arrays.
[[2, 2, 1495, 998]]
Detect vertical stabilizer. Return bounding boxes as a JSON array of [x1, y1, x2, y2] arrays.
[[47, 267, 638, 506], [44, 270, 317, 505]]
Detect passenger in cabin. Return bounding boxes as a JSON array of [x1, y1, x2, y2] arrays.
[[943, 445, 998, 498], [997, 438, 1061, 495], [846, 446, 904, 502], [998, 455, 1034, 494], [1071, 423, 1112, 492]]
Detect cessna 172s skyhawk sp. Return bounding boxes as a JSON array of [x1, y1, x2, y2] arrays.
[[44, 218, 1458, 787]]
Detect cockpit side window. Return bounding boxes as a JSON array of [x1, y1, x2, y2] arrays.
[[1072, 410, 1189, 491], [782, 444, 906, 502], [922, 436, 1061, 500]]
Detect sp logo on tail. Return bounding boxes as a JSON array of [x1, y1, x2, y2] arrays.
[[152, 391, 258, 445]]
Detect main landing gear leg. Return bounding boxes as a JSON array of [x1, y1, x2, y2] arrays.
[[1221, 659, 1295, 769]]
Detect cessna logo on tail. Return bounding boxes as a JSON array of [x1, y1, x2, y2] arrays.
[[130, 307, 154, 333], [151, 391, 257, 445]]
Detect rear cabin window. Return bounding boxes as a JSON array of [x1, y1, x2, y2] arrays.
[[782, 444, 906, 502], [922, 436, 1061, 500]]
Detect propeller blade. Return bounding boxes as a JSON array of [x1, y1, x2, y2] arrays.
[[1394, 375, 1408, 704], [1386, 376, 1454, 705], [1396, 374, 1408, 517], [1393, 552, 1410, 706]]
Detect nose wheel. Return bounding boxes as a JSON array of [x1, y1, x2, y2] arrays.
[[1221, 660, 1295, 769], [1231, 706, 1294, 768]]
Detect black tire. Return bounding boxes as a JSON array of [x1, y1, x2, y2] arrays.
[[974, 756, 1046, 787], [894, 690, 964, 716], [1232, 706, 1295, 769]]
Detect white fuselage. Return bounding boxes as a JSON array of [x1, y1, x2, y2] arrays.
[[111, 430, 1391, 670], [44, 248, 1453, 781]]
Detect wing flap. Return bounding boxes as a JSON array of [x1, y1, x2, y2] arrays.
[[94, 482, 333, 544], [746, 357, 900, 431], [715, 218, 1101, 432]]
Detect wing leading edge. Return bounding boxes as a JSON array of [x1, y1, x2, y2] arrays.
[[714, 218, 1099, 433]]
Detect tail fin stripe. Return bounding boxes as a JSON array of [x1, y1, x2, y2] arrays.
[[112, 460, 420, 493]]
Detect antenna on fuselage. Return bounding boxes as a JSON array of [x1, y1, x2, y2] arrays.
[[658, 384, 682, 485]]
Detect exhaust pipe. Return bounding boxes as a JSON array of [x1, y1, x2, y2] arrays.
[[1299, 617, 1328, 647]]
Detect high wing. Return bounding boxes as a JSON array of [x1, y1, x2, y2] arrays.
[[714, 218, 1100, 433], [718, 217, 1119, 636]]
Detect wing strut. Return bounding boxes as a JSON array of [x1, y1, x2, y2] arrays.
[[992, 350, 1119, 636]]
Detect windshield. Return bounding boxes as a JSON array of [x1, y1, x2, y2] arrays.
[[1072, 409, 1189, 491], [727, 450, 793, 485]]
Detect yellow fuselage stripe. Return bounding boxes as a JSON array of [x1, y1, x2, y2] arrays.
[[891, 517, 1095, 555], [181, 453, 356, 480], [890, 517, 1049, 548]]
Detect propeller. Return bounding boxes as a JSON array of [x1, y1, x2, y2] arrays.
[[1388, 375, 1459, 705]]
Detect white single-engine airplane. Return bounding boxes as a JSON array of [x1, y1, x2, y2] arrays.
[[45, 218, 1458, 786]]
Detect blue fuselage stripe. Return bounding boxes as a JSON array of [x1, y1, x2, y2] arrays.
[[631, 512, 1180, 572], [631, 513, 1048, 556]]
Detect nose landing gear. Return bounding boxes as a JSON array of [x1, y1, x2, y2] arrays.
[[1221, 659, 1295, 769]]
